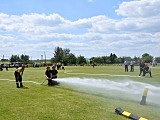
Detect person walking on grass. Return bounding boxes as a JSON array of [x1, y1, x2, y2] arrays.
[[14, 65, 25, 88]]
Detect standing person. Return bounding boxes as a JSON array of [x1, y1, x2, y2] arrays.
[[5, 64, 9, 71], [44, 66, 52, 86], [62, 63, 65, 70], [0, 64, 3, 71], [139, 60, 145, 76], [130, 61, 134, 72], [50, 65, 59, 85], [124, 61, 129, 72], [14, 65, 25, 88], [143, 63, 152, 77]]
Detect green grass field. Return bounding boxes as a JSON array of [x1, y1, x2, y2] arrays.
[[0, 65, 160, 120]]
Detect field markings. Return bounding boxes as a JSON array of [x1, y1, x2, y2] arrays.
[[0, 70, 141, 85], [0, 78, 42, 85], [64, 70, 140, 78]]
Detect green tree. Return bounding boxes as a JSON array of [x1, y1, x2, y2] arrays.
[[62, 53, 77, 65], [53, 47, 64, 62], [133, 56, 140, 64], [77, 55, 86, 65], [52, 47, 76, 65], [123, 56, 132, 62], [10, 55, 20, 62], [93, 57, 102, 64], [68, 53, 77, 64], [110, 53, 117, 64], [63, 48, 70, 57], [20, 54, 30, 64], [141, 53, 153, 63], [155, 57, 160, 63]]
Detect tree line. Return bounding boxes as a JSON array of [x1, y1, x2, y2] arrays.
[[51, 47, 159, 65], [2, 46, 160, 65]]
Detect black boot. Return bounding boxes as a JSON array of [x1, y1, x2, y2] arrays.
[[20, 83, 24, 88], [16, 83, 20, 88]]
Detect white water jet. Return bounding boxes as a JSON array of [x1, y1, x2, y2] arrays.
[[57, 78, 160, 106]]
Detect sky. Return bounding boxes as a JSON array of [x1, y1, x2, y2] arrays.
[[0, 0, 160, 60]]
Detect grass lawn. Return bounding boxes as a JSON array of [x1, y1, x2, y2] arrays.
[[0, 65, 160, 120]]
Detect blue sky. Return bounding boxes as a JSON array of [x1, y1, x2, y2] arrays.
[[0, 0, 160, 60], [0, 0, 121, 20]]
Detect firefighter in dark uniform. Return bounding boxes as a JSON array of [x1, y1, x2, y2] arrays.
[[143, 63, 152, 77], [14, 65, 25, 88], [50, 65, 59, 85], [44, 66, 52, 86], [139, 60, 145, 76], [51, 65, 58, 78]]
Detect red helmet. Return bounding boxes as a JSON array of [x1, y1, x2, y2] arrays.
[[46, 66, 50, 69], [52, 65, 55, 68]]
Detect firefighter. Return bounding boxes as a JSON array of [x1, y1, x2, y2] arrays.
[[143, 63, 152, 77], [139, 60, 145, 76], [14, 65, 25, 88], [50, 65, 59, 85], [44, 66, 52, 86]]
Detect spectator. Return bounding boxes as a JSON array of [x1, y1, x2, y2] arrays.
[[124, 61, 129, 72], [130, 61, 134, 72]]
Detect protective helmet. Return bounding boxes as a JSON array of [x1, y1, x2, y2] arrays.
[[46, 66, 50, 69], [52, 65, 55, 68]]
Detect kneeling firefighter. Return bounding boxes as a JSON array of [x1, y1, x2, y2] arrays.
[[44, 65, 59, 86], [50, 65, 59, 85]]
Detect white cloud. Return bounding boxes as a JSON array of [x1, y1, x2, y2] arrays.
[[0, 0, 160, 59], [116, 0, 160, 17]]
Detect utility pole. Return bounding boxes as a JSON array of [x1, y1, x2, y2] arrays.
[[44, 52, 46, 65], [41, 55, 43, 64]]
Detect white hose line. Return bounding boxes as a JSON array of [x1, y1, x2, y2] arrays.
[[0, 78, 43, 85]]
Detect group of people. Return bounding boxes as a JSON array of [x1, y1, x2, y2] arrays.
[[14, 60, 152, 88], [0, 64, 9, 71], [44, 65, 59, 86], [124, 60, 152, 77], [14, 64, 59, 88], [124, 60, 135, 72]]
